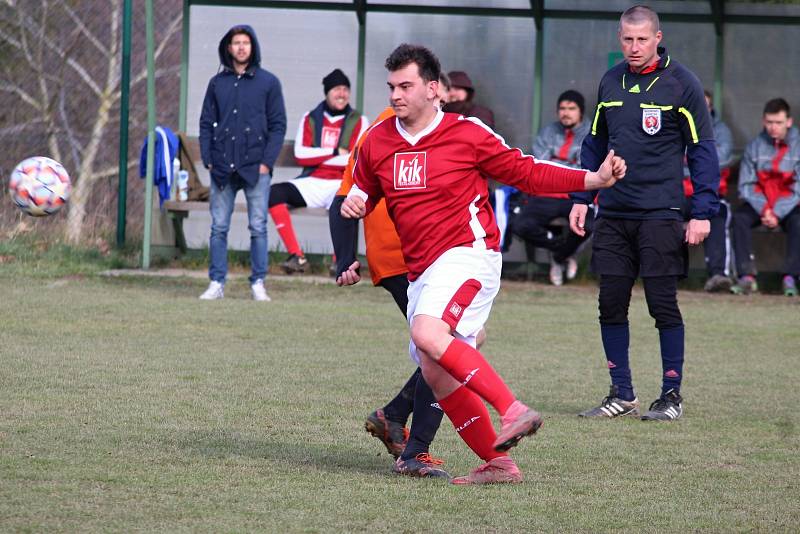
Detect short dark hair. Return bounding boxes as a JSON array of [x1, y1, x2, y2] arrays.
[[229, 27, 251, 40], [557, 89, 585, 117], [385, 44, 441, 83], [439, 71, 451, 91], [764, 98, 791, 117], [620, 5, 660, 32]]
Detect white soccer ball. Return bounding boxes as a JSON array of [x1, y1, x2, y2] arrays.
[[8, 156, 72, 217]]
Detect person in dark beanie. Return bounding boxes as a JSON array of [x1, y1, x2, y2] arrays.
[[511, 89, 592, 286], [442, 70, 495, 128], [268, 68, 368, 274], [198, 24, 286, 301]]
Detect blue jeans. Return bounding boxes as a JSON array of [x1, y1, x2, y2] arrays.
[[208, 173, 271, 284]]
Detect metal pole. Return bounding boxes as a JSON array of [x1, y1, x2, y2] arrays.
[[714, 31, 724, 117], [116, 0, 132, 248], [532, 20, 544, 141], [355, 3, 366, 112], [142, 0, 156, 269], [179, 0, 190, 132]]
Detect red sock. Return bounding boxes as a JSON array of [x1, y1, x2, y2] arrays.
[[438, 386, 505, 462], [438, 339, 516, 415], [269, 204, 302, 256]]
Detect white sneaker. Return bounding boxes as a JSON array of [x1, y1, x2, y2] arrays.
[[565, 257, 578, 281], [199, 280, 224, 300], [251, 279, 271, 302], [549, 259, 564, 286]]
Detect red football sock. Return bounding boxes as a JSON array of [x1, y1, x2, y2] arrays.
[[438, 385, 505, 462], [269, 204, 303, 256], [437, 339, 516, 416]]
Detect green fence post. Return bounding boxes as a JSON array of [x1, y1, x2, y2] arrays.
[[142, 0, 156, 269], [116, 0, 132, 248]]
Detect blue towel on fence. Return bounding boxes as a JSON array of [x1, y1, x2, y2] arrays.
[[139, 125, 178, 207]]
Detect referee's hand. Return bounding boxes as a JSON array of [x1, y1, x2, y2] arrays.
[[569, 203, 589, 237], [685, 219, 710, 246]]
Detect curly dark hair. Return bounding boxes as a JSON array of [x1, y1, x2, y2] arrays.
[[384, 44, 441, 83]]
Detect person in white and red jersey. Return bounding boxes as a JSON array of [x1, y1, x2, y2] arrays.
[[268, 69, 369, 274], [340, 44, 625, 485]]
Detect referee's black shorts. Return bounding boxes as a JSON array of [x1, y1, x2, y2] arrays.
[[590, 217, 688, 278]]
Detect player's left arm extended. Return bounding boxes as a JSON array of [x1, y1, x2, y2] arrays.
[[472, 121, 587, 195]]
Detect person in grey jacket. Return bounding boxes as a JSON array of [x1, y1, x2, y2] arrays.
[[511, 90, 592, 286], [731, 98, 800, 296], [682, 90, 735, 293], [198, 24, 287, 301]]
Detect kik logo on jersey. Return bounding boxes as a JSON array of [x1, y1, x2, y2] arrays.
[[393, 151, 427, 189], [321, 126, 341, 149]]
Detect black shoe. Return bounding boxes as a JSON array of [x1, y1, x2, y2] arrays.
[[578, 385, 640, 418], [281, 254, 308, 274], [365, 409, 408, 458], [641, 389, 683, 421], [392, 453, 450, 479], [704, 274, 733, 293]]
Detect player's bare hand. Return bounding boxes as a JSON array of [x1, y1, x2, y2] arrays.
[[336, 260, 361, 286], [341, 196, 366, 219], [585, 149, 624, 190], [259, 164, 270, 175], [685, 218, 710, 245], [569, 203, 590, 236]]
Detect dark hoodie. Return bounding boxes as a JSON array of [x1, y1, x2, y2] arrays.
[[199, 25, 286, 188]]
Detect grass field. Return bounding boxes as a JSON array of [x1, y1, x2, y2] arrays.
[[1, 246, 799, 532]]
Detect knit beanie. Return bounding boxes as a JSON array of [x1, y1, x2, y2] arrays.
[[323, 69, 350, 94]]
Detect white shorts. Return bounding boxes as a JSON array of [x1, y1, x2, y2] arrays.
[[407, 247, 502, 364], [292, 177, 341, 209]]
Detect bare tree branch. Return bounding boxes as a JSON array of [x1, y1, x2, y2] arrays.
[[6, 6, 103, 97], [124, 15, 182, 90], [0, 82, 42, 111], [62, 2, 110, 59], [91, 159, 138, 182], [58, 86, 83, 170]]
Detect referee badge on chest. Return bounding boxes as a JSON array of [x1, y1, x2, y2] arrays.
[[642, 108, 661, 135]]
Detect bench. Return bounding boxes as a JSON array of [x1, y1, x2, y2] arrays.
[[153, 136, 335, 256]]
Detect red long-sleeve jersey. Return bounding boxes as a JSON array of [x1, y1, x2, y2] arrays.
[[352, 111, 588, 280]]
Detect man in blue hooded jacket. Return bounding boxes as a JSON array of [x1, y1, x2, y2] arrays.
[[199, 25, 287, 301]]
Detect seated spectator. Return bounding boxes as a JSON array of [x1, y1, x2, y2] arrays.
[[731, 98, 800, 296], [682, 89, 735, 292], [511, 90, 592, 286], [268, 69, 368, 274], [442, 70, 495, 128]]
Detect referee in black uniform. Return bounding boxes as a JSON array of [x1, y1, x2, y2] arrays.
[[570, 5, 720, 421]]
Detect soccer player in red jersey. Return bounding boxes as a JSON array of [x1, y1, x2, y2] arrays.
[[340, 44, 625, 484]]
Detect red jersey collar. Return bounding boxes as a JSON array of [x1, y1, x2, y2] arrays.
[[628, 47, 668, 74]]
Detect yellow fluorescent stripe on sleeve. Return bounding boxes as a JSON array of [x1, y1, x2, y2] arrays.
[[592, 101, 624, 135], [645, 76, 660, 91], [665, 56, 671, 68], [640, 103, 673, 111], [622, 73, 626, 89], [678, 107, 699, 143]]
